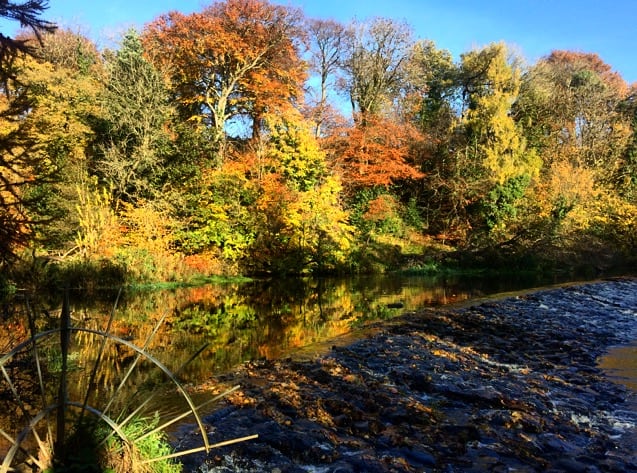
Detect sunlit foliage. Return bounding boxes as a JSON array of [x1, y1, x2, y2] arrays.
[[1, 28, 102, 258], [2, 0, 636, 284], [142, 0, 307, 158], [96, 28, 174, 206], [324, 113, 424, 194]]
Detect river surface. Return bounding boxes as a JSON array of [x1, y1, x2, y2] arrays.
[[1, 272, 594, 383], [183, 277, 637, 473], [1, 272, 636, 412]]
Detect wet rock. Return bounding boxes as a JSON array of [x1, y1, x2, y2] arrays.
[[554, 457, 595, 472], [394, 447, 436, 467]]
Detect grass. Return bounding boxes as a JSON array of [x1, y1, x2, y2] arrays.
[[101, 414, 182, 473], [42, 414, 181, 473]]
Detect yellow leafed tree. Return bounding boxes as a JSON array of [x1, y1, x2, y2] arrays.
[[284, 175, 355, 272], [461, 42, 541, 185]]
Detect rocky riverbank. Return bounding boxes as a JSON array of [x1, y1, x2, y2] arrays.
[[176, 277, 637, 472]]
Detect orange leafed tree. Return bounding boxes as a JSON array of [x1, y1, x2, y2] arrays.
[[142, 0, 307, 154], [324, 115, 424, 193]]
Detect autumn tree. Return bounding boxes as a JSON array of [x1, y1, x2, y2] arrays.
[[34, 26, 100, 74], [0, 1, 57, 263], [142, 0, 307, 161], [515, 51, 631, 180], [176, 158, 258, 267], [405, 42, 539, 240], [618, 84, 637, 202], [9, 29, 104, 250], [306, 18, 347, 137], [0, 67, 43, 262], [247, 111, 353, 274], [281, 175, 354, 273], [512, 50, 633, 253], [265, 109, 327, 191], [452, 43, 539, 236], [461, 44, 539, 183], [324, 113, 423, 194], [400, 40, 459, 227], [340, 17, 412, 122]]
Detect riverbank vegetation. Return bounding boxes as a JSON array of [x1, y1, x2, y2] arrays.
[[2, 0, 637, 293]]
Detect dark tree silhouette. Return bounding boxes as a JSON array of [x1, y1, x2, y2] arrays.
[[0, 0, 56, 71], [0, 0, 55, 265]]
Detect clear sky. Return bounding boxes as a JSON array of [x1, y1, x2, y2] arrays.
[[4, 0, 636, 83]]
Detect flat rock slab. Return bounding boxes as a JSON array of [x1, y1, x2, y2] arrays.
[[176, 277, 637, 472]]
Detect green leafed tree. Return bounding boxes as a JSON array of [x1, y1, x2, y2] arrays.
[[96, 28, 174, 207], [400, 39, 459, 230], [403, 39, 457, 135]]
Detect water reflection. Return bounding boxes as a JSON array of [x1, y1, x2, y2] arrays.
[[1, 273, 577, 406], [4, 272, 619, 459]]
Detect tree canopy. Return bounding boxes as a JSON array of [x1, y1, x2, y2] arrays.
[[1, 0, 636, 285]]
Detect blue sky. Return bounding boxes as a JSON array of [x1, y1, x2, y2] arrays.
[[4, 0, 636, 83]]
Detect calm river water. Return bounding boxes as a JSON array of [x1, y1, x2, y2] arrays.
[[1, 271, 635, 422]]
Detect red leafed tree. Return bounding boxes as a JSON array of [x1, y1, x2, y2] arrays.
[[323, 114, 424, 193], [142, 0, 307, 155], [545, 50, 627, 93]]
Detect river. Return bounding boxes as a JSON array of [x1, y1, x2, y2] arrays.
[[1, 272, 636, 469], [1, 272, 588, 384], [2, 272, 635, 391]]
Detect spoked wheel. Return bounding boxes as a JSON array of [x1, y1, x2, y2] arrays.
[[0, 293, 254, 472]]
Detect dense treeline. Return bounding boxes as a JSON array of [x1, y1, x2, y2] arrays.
[[1, 0, 636, 290]]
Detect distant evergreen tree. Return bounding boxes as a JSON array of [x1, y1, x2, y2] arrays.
[[96, 29, 173, 204]]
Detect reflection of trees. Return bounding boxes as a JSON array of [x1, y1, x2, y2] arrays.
[[75, 277, 483, 384], [0, 300, 221, 471], [1, 276, 496, 396]]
